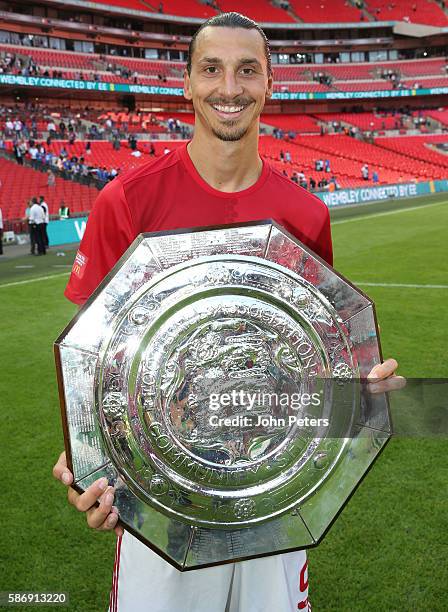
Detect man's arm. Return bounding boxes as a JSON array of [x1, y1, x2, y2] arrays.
[[64, 178, 136, 305], [54, 178, 137, 535]]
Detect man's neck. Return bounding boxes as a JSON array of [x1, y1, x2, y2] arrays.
[[187, 126, 262, 193]]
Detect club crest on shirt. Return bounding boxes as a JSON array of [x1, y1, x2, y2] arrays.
[[72, 250, 88, 279]]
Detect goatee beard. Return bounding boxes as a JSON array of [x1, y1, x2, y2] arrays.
[[212, 125, 249, 141]]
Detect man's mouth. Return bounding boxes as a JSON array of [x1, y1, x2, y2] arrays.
[[210, 103, 250, 119]]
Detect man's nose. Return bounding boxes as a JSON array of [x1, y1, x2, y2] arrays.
[[217, 69, 244, 98]]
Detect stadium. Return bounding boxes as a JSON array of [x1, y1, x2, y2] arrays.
[[1, 0, 447, 610]]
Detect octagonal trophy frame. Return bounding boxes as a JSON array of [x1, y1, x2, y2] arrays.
[[55, 220, 391, 571]]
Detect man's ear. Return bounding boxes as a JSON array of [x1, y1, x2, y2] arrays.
[[184, 69, 192, 101]]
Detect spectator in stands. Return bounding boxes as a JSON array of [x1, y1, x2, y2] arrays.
[[315, 159, 324, 171], [85, 141, 92, 155], [279, 149, 285, 162], [81, 163, 90, 185], [14, 119, 22, 136], [309, 177, 316, 191], [59, 201, 70, 219], [13, 141, 25, 165], [330, 176, 340, 190], [325, 159, 331, 172], [28, 143, 39, 169], [5, 118, 14, 137], [361, 163, 369, 180], [372, 170, 379, 183], [47, 169, 56, 188], [285, 151, 291, 163], [47, 120, 57, 137]]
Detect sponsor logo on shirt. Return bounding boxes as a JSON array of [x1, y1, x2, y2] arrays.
[[72, 250, 88, 279]]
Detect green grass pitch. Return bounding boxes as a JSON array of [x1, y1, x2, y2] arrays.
[[1, 194, 447, 611]]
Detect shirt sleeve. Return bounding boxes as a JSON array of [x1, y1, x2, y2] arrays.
[[64, 178, 136, 305]]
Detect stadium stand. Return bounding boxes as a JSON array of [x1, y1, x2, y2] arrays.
[[425, 108, 448, 126], [89, 0, 153, 10], [365, 0, 448, 26], [375, 134, 448, 170], [288, 0, 362, 22], [386, 58, 447, 77], [1, 40, 446, 98], [0, 156, 97, 218], [145, 0, 216, 18], [0, 45, 98, 70], [261, 114, 321, 134], [317, 112, 407, 132], [217, 1, 295, 22], [334, 80, 393, 92], [273, 82, 333, 93], [89, 0, 217, 18], [77, 0, 448, 24], [401, 77, 448, 89]]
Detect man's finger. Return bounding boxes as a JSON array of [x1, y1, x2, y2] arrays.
[[367, 375, 407, 394], [85, 486, 116, 529], [367, 358, 398, 382], [69, 477, 109, 512], [52, 451, 73, 485]]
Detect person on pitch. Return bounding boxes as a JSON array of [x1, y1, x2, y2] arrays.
[[53, 13, 400, 611]]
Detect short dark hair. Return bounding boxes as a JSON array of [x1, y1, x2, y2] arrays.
[[186, 12, 271, 76]]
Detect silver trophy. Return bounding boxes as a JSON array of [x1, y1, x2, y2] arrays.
[[55, 221, 390, 570]]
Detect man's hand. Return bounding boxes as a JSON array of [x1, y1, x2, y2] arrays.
[[366, 357, 406, 393], [53, 451, 123, 536]]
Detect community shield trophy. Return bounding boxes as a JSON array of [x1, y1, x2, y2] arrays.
[[55, 220, 390, 570]]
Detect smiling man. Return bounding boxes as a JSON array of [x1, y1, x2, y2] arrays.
[[53, 12, 399, 612]]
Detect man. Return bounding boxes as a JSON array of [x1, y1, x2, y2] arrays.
[[28, 143, 39, 169], [24, 200, 36, 255], [39, 195, 49, 248], [29, 196, 46, 255], [53, 13, 399, 612]]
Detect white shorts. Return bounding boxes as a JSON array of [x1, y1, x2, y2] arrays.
[[109, 531, 309, 611]]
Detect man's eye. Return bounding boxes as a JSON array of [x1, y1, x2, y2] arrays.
[[205, 66, 218, 74], [241, 68, 255, 75]]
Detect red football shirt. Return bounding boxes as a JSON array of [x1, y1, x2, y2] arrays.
[[65, 143, 332, 305]]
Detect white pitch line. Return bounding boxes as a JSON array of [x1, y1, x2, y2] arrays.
[[332, 200, 447, 225], [0, 272, 70, 289], [354, 281, 448, 289]]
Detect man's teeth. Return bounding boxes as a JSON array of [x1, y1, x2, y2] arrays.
[[213, 104, 245, 113]]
